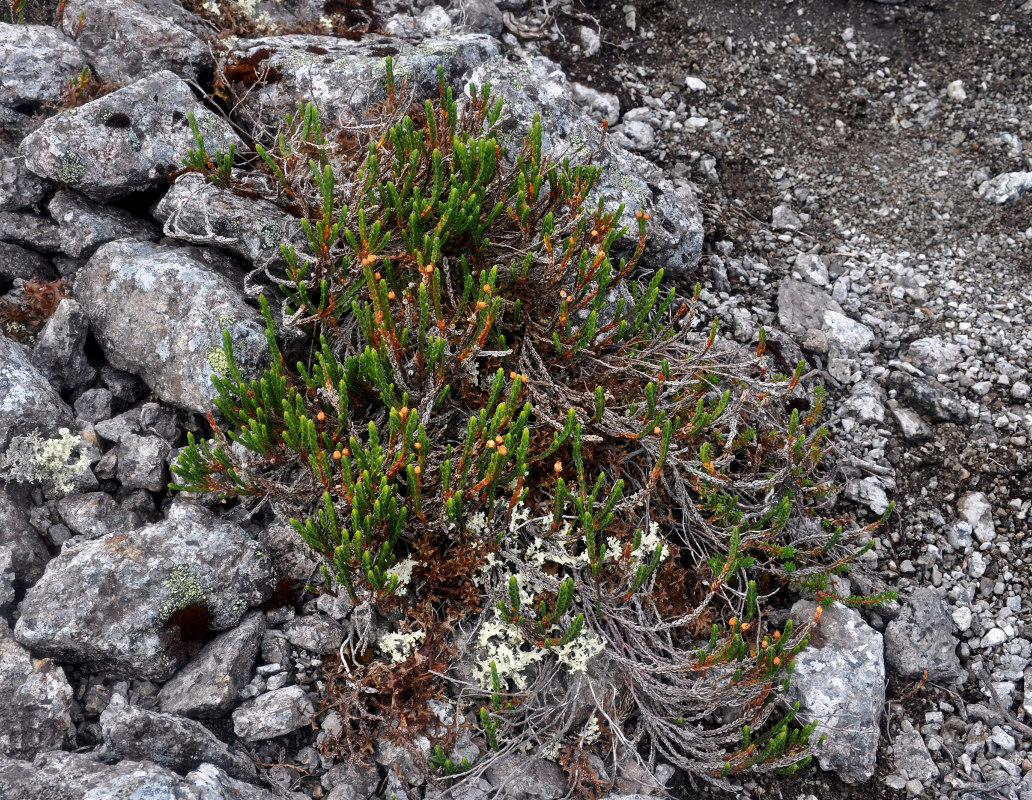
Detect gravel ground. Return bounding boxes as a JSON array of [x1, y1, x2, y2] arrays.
[[499, 0, 1032, 797]]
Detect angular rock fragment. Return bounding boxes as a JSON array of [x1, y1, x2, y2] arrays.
[[0, 486, 50, 589], [0, 334, 73, 449], [0, 24, 86, 112], [75, 240, 268, 414], [56, 491, 137, 539], [887, 371, 968, 424], [0, 241, 56, 287], [786, 601, 884, 784], [883, 588, 965, 682], [58, 0, 214, 83], [14, 503, 276, 681], [0, 619, 76, 759], [0, 141, 48, 212], [19, 71, 240, 202], [153, 173, 306, 267], [158, 610, 265, 718], [778, 279, 874, 356], [48, 190, 159, 258], [100, 693, 257, 780], [30, 298, 95, 392], [232, 685, 315, 741], [0, 211, 61, 252], [116, 432, 171, 492]]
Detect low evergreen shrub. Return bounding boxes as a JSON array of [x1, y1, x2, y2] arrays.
[[172, 61, 893, 792]]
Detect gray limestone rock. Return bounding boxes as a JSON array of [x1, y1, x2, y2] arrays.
[[977, 171, 1032, 204], [778, 279, 874, 356], [30, 298, 95, 392], [0, 750, 300, 800], [0, 211, 61, 252], [0, 241, 56, 286], [58, 0, 214, 84], [48, 190, 159, 258], [883, 588, 965, 682], [229, 33, 500, 138], [0, 619, 75, 758], [893, 719, 937, 782], [772, 204, 803, 231], [484, 754, 566, 800], [0, 486, 50, 590], [153, 172, 307, 268], [887, 370, 968, 424], [75, 240, 269, 414], [94, 402, 179, 444], [0, 24, 86, 112], [844, 475, 891, 515], [843, 379, 886, 426], [282, 614, 345, 655], [19, 71, 241, 203], [0, 333, 73, 449], [887, 399, 934, 443], [56, 491, 137, 539], [0, 548, 13, 613], [14, 502, 276, 681], [956, 491, 995, 544], [786, 601, 884, 784], [116, 432, 171, 492], [99, 693, 257, 781], [468, 55, 703, 283], [794, 252, 829, 287], [159, 610, 265, 718], [0, 142, 48, 212], [73, 388, 113, 424], [905, 336, 962, 378], [232, 685, 315, 741]]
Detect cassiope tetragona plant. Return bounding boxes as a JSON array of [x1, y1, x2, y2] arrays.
[[172, 59, 895, 794]]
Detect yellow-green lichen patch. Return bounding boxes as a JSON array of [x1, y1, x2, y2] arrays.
[[58, 151, 87, 185], [158, 564, 207, 623]]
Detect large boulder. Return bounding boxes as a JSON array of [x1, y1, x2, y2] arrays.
[[14, 502, 277, 681], [19, 71, 240, 202], [75, 240, 269, 414], [0, 24, 86, 113], [467, 55, 703, 283], [58, 0, 214, 83], [786, 601, 884, 784], [0, 619, 75, 759], [227, 33, 500, 137], [0, 750, 301, 800], [99, 693, 257, 781], [154, 172, 307, 268]]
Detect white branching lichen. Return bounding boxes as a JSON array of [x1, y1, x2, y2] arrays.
[[379, 629, 424, 665], [0, 428, 91, 493]]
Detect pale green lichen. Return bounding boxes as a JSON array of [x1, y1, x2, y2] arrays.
[[0, 427, 91, 494], [206, 344, 230, 376], [159, 564, 207, 622], [57, 151, 87, 185], [206, 314, 238, 377]]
